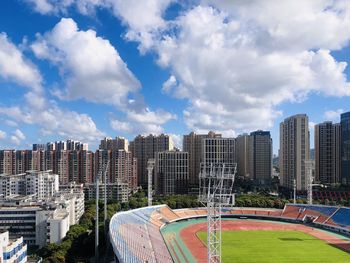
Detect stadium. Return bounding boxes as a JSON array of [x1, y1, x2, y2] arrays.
[[109, 204, 350, 262]]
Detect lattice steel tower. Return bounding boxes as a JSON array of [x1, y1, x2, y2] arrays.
[[305, 160, 315, 205], [199, 163, 236, 263], [147, 158, 155, 206]]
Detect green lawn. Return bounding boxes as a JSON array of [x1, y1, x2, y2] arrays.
[[197, 230, 350, 263]]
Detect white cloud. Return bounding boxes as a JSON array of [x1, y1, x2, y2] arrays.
[[170, 133, 182, 149], [25, 0, 174, 52], [162, 75, 177, 93], [0, 130, 6, 140], [0, 32, 105, 145], [10, 129, 26, 145], [309, 121, 316, 132], [22, 1, 350, 136], [110, 108, 176, 135], [324, 109, 344, 122], [108, 0, 174, 52], [25, 0, 55, 14], [31, 18, 140, 108], [152, 3, 350, 134], [0, 33, 42, 91], [4, 120, 18, 127]]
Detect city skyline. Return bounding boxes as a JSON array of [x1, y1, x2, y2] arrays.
[[1, 1, 350, 154]]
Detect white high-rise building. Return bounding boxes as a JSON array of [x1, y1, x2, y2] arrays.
[[279, 114, 310, 190]]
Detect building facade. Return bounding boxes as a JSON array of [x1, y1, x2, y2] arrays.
[[202, 137, 236, 166], [0, 171, 59, 199], [0, 231, 27, 263], [249, 130, 272, 184], [155, 151, 189, 195], [235, 134, 250, 178], [279, 114, 310, 190], [315, 122, 340, 185], [99, 137, 129, 151], [130, 134, 173, 187], [183, 131, 222, 186], [341, 111, 350, 185]]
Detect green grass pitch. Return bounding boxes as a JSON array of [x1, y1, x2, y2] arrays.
[[197, 230, 350, 263]]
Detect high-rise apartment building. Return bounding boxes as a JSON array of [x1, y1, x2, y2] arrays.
[[111, 150, 137, 190], [315, 122, 340, 185], [54, 151, 69, 184], [183, 131, 222, 185], [341, 111, 350, 185], [95, 148, 137, 190], [130, 134, 173, 187], [202, 137, 236, 166], [235, 134, 250, 178], [249, 131, 272, 184], [94, 149, 112, 182], [279, 114, 310, 190], [99, 137, 129, 151], [155, 150, 189, 195], [0, 150, 15, 175]]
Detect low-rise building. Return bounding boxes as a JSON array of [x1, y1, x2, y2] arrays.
[[84, 182, 129, 203], [0, 231, 27, 263]]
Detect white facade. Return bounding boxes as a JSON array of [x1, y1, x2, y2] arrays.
[[46, 210, 70, 244], [0, 171, 59, 199], [0, 231, 27, 263], [26, 171, 59, 198]]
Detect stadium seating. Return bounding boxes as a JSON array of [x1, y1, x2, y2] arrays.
[[327, 207, 350, 228], [109, 205, 173, 263], [110, 203, 350, 263]]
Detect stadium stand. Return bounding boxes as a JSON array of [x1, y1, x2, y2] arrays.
[[109, 205, 173, 263], [110, 204, 350, 262], [326, 207, 350, 228]]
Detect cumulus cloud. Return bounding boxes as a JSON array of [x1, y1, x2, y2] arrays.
[[0, 31, 104, 144], [21, 1, 350, 135], [31, 18, 140, 108], [30, 18, 174, 135], [324, 109, 344, 122], [10, 129, 26, 145], [170, 133, 182, 149], [0, 33, 42, 91], [0, 130, 6, 140], [152, 2, 350, 134], [110, 108, 176, 135]]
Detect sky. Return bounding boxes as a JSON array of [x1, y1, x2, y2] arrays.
[[0, 0, 350, 153]]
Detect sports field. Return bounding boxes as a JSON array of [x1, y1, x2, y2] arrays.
[[161, 218, 350, 263], [197, 230, 350, 263]]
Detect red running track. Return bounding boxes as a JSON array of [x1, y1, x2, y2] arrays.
[[180, 220, 350, 263]]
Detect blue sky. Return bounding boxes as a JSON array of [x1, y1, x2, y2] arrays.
[[0, 1, 350, 153]]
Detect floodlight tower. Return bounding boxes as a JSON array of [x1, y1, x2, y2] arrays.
[[199, 163, 236, 263], [95, 160, 109, 263], [305, 160, 315, 205], [147, 159, 155, 206], [293, 179, 297, 204]]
